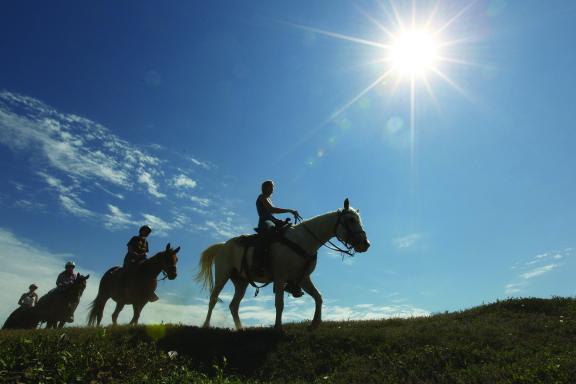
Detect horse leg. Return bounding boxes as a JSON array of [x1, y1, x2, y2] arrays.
[[57, 321, 65, 329], [129, 302, 145, 326], [111, 302, 125, 326], [203, 271, 230, 328], [229, 277, 248, 330], [273, 280, 286, 331], [299, 276, 323, 329]]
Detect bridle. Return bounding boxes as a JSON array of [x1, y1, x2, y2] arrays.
[[157, 250, 177, 282], [296, 209, 366, 257]]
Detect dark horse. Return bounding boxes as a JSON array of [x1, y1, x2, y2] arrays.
[[2, 307, 39, 330], [3, 274, 90, 330], [87, 244, 180, 326]]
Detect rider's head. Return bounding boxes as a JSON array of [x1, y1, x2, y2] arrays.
[[65, 261, 75, 273], [261, 180, 274, 196], [29, 284, 38, 291], [139, 225, 152, 237]]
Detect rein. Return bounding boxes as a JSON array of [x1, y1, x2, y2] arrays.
[[295, 211, 360, 257]]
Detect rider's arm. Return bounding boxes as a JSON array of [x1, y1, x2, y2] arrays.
[[56, 272, 65, 287], [262, 198, 297, 215], [18, 294, 24, 306], [33, 293, 38, 306]]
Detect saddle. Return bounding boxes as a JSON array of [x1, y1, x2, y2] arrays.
[[236, 223, 314, 297], [237, 223, 291, 276]]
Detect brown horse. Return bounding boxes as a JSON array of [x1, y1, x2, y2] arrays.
[[40, 274, 90, 328], [2, 274, 90, 329], [87, 244, 180, 326]]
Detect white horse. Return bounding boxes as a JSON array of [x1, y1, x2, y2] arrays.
[[195, 198, 370, 330]]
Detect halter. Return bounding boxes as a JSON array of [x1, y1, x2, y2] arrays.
[[297, 209, 365, 257]]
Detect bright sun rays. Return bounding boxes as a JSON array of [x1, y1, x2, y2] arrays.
[[286, 1, 476, 166], [389, 29, 439, 77]]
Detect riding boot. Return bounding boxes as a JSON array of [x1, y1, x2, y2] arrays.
[[253, 238, 268, 276], [285, 282, 304, 298]]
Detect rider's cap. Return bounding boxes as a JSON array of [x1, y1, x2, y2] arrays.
[[65, 261, 76, 268], [29, 284, 38, 290], [139, 224, 152, 233]]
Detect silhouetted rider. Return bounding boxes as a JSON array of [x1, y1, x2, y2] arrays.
[[123, 225, 151, 269], [122, 225, 158, 302], [256, 180, 299, 234], [18, 284, 38, 308], [255, 180, 303, 298], [56, 261, 77, 288]]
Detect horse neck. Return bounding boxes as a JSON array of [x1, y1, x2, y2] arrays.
[[141, 252, 164, 277], [291, 211, 339, 255]]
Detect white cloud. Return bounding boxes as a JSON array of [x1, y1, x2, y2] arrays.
[[138, 171, 165, 199], [104, 204, 133, 229], [505, 282, 526, 295], [173, 174, 197, 189], [142, 213, 174, 236], [393, 233, 422, 249], [521, 264, 559, 279], [0, 91, 167, 198], [504, 248, 572, 296], [37, 171, 95, 218]]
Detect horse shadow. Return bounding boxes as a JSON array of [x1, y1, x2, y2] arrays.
[[157, 326, 285, 376]]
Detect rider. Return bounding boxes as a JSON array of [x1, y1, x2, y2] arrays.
[[123, 224, 158, 302], [18, 284, 38, 309], [256, 180, 304, 298], [56, 261, 77, 288], [123, 225, 151, 269]]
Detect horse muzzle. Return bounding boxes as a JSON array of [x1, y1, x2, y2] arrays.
[[354, 239, 370, 253], [166, 268, 177, 280]]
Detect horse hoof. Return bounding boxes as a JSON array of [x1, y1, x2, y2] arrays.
[[308, 321, 321, 330]]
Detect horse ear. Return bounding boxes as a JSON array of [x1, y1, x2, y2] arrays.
[[166, 243, 171, 251], [174, 246, 181, 253], [344, 198, 349, 210], [85, 274, 90, 279]]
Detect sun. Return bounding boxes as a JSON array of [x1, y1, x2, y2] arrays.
[[389, 29, 439, 77]]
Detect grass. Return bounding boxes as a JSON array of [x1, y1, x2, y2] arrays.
[[1, 297, 575, 383]]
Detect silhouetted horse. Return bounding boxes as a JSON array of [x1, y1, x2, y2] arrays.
[[87, 244, 180, 326], [2, 306, 39, 330], [3, 274, 90, 329], [196, 199, 370, 330], [37, 274, 90, 329]]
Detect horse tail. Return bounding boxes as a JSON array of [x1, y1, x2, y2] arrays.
[[87, 272, 113, 326], [194, 243, 225, 293]]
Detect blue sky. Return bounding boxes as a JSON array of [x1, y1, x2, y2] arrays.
[[1, 0, 575, 326]]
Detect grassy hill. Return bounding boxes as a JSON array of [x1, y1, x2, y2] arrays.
[[1, 297, 575, 383]]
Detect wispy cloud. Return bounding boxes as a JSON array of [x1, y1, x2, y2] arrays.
[[104, 204, 133, 229], [0, 91, 247, 239], [392, 233, 423, 250], [37, 171, 95, 218], [520, 264, 559, 279], [138, 171, 166, 198], [505, 249, 572, 296], [173, 174, 197, 189]]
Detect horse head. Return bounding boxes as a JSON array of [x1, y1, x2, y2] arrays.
[[161, 243, 181, 280], [335, 198, 370, 252], [73, 273, 90, 294]]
